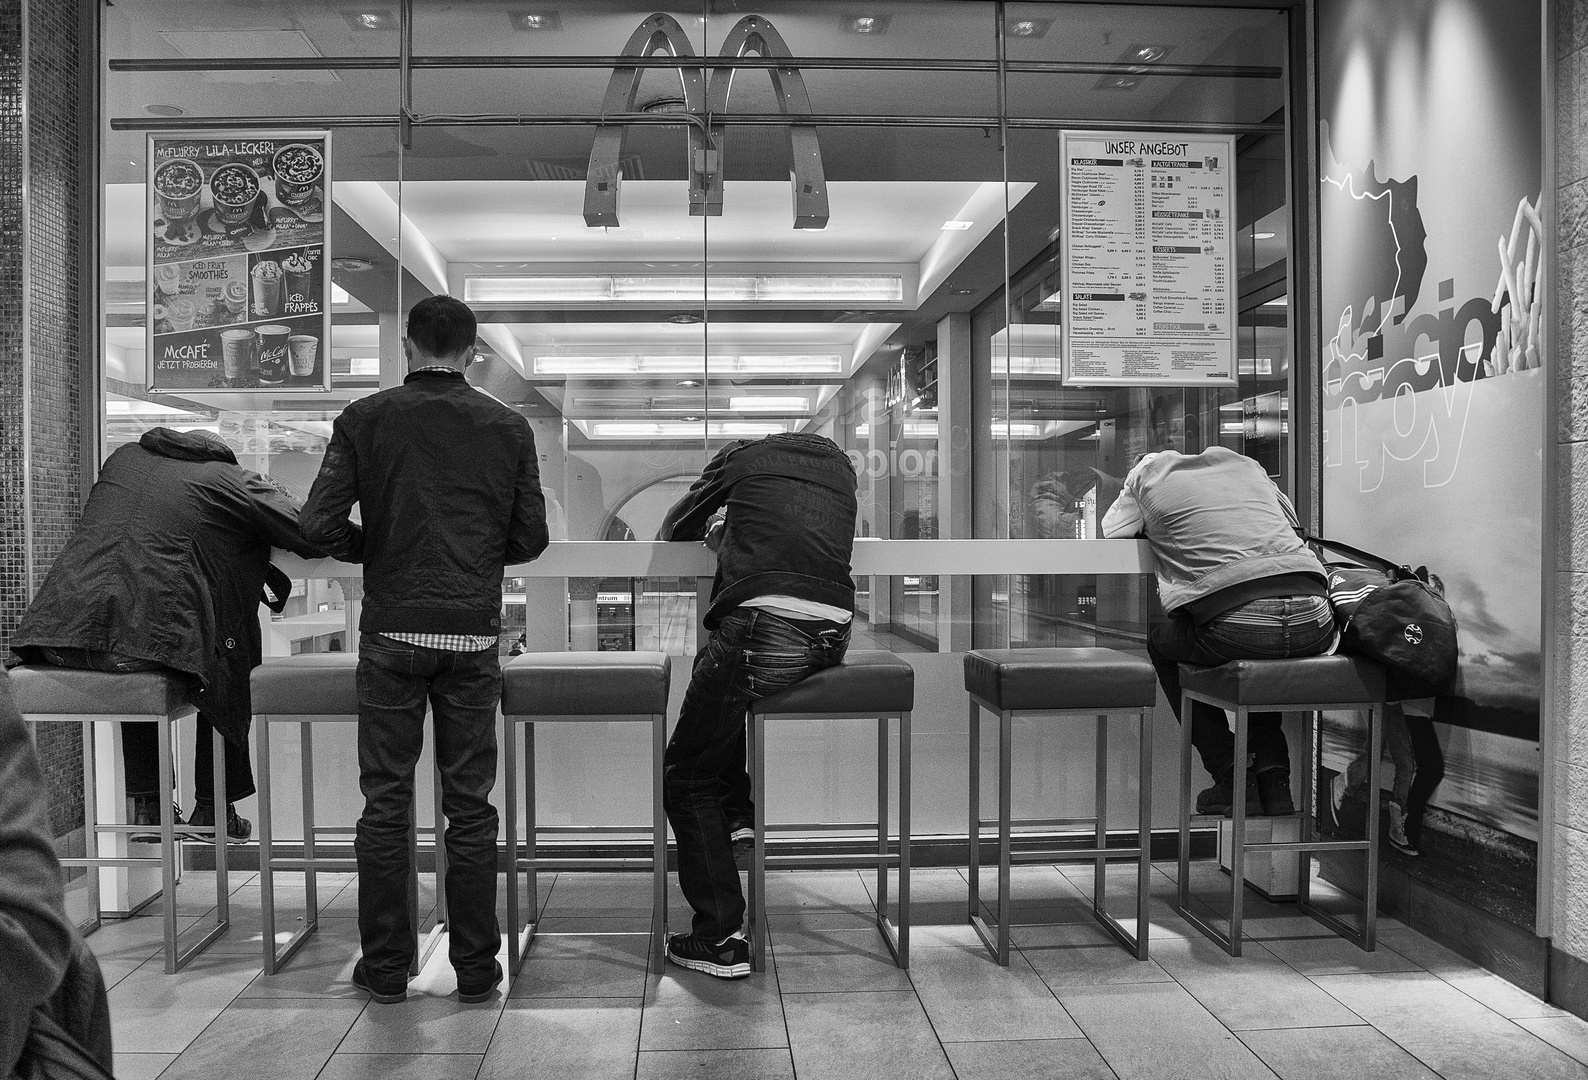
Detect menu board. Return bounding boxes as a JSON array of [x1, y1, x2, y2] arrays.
[[146, 131, 332, 394], [1059, 131, 1237, 387]]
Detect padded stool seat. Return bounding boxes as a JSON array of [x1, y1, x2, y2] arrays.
[[746, 650, 914, 972], [1175, 655, 1388, 957], [252, 653, 364, 716], [499, 652, 672, 972], [964, 648, 1156, 965], [10, 665, 229, 974]]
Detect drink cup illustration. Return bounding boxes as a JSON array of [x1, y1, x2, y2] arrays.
[[288, 334, 319, 378], [168, 296, 197, 332], [209, 162, 261, 226], [251, 260, 282, 317], [255, 324, 291, 385], [272, 143, 325, 207], [153, 158, 203, 222], [225, 278, 248, 314], [281, 251, 313, 308], [154, 263, 181, 298], [221, 329, 255, 383]]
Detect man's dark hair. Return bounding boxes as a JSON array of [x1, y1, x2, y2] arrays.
[[406, 295, 477, 358]]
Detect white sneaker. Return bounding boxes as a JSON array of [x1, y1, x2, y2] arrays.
[[1387, 801, 1418, 856], [1331, 772, 1347, 813]]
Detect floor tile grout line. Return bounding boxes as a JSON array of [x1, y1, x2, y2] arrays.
[[1009, 937, 1122, 1080], [1302, 965, 1461, 1079]]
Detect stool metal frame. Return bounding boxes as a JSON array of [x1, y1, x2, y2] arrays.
[[967, 695, 1153, 965], [27, 699, 230, 974], [256, 711, 449, 976], [1176, 688, 1382, 957], [500, 706, 668, 974], [744, 701, 911, 974]]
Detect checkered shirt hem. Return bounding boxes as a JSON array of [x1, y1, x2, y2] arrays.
[[382, 632, 499, 653]]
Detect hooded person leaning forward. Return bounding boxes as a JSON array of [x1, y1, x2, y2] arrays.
[[9, 427, 324, 841]]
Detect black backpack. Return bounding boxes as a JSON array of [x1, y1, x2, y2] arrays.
[[1307, 536, 1459, 701]]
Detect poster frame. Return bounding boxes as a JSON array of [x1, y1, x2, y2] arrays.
[[1058, 128, 1239, 389], [144, 127, 333, 396]]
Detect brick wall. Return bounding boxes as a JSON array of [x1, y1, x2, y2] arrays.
[[0, 1, 87, 841]]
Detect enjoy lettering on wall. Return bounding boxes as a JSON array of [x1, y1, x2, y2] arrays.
[[145, 130, 332, 394]]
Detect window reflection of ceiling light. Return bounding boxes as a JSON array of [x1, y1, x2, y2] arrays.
[[1254, 231, 1276, 240], [510, 12, 561, 31], [992, 354, 1062, 376], [730, 396, 810, 413], [1262, 297, 1288, 307], [145, 103, 185, 117], [589, 420, 789, 440], [902, 420, 938, 439], [941, 220, 974, 231], [1098, 76, 1142, 91], [350, 358, 381, 376], [331, 283, 351, 305], [1132, 44, 1168, 62], [854, 423, 870, 438], [465, 274, 903, 305], [533, 354, 843, 376], [842, 14, 891, 34], [341, 10, 397, 31], [1006, 18, 1051, 38]]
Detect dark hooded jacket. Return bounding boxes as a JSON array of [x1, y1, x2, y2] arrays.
[[660, 432, 858, 629], [10, 428, 322, 747]]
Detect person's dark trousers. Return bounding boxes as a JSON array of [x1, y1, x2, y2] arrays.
[[1148, 596, 1336, 780], [664, 609, 850, 943], [1401, 712, 1445, 845], [354, 633, 502, 988]]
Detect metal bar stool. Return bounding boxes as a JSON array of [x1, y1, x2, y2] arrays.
[[10, 666, 230, 974], [1175, 655, 1387, 956], [745, 650, 915, 973], [253, 653, 449, 976], [499, 652, 672, 974], [964, 648, 1157, 965]]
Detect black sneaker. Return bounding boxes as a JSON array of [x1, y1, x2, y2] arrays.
[[184, 801, 252, 844], [1255, 768, 1296, 816], [352, 959, 407, 1004], [457, 960, 503, 1003], [130, 798, 184, 844], [666, 932, 751, 979], [1195, 772, 1262, 817]]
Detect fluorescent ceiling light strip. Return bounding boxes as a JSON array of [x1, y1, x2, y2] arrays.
[[588, 420, 791, 440], [464, 275, 903, 305], [533, 354, 843, 376], [991, 354, 1062, 375], [729, 396, 810, 412]]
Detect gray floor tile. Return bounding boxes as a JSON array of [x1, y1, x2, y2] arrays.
[[478, 998, 641, 1079], [106, 947, 262, 1053], [770, 925, 913, 993], [1058, 981, 1280, 1080], [1377, 927, 1564, 1018], [864, 867, 968, 926], [1519, 1016, 1588, 1067], [337, 993, 505, 1054], [636, 1048, 797, 1079], [782, 990, 956, 1080], [1238, 1026, 1440, 1080], [1313, 971, 1588, 1080], [1259, 933, 1419, 976], [238, 915, 366, 999], [159, 998, 363, 1080], [943, 1038, 1117, 1080], [906, 946, 1081, 1042], [764, 870, 875, 915], [640, 963, 789, 1051], [510, 926, 652, 998], [316, 1054, 485, 1080], [86, 913, 205, 990], [112, 1052, 179, 1080], [1149, 936, 1362, 1031], [540, 872, 659, 918], [1015, 921, 1174, 990]]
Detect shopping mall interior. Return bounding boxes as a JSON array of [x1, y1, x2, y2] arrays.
[[4, 0, 1588, 1076]]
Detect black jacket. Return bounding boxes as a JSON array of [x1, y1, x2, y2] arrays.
[[11, 428, 320, 747], [661, 433, 857, 629], [301, 369, 549, 636]]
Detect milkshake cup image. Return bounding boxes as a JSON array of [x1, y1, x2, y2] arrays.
[[168, 296, 197, 332], [225, 278, 248, 314], [281, 251, 313, 308], [154, 262, 181, 298], [251, 260, 282, 317], [153, 158, 203, 222], [255, 324, 291, 385], [220, 329, 255, 383], [288, 334, 319, 378], [271, 143, 325, 207], [209, 162, 261, 226]]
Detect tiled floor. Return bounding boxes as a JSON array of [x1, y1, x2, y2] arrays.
[[82, 862, 1588, 1080]]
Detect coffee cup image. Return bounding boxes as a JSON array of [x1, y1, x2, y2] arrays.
[[272, 143, 325, 208], [251, 260, 282, 317], [209, 163, 262, 227], [153, 158, 204, 222], [220, 329, 255, 383], [288, 334, 319, 378], [255, 324, 292, 385]]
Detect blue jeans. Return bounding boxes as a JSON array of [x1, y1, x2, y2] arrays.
[[663, 608, 850, 942], [1149, 595, 1336, 779], [354, 633, 501, 986]]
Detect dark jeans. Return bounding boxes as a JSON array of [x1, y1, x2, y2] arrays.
[[1149, 596, 1336, 780], [31, 646, 253, 803], [1401, 711, 1445, 844], [663, 608, 850, 942], [355, 633, 501, 986]]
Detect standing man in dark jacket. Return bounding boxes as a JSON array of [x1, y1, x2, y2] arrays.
[[301, 295, 548, 1005], [10, 427, 321, 840], [658, 432, 857, 978]]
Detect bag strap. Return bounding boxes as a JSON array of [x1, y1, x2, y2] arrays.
[[1304, 534, 1402, 573]]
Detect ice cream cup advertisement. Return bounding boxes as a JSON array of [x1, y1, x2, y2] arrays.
[[146, 130, 331, 393]]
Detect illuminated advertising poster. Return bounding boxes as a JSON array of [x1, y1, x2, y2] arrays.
[[1059, 130, 1237, 387], [146, 131, 331, 394]]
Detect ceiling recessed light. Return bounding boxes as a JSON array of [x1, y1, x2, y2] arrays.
[[340, 10, 397, 31], [677, 380, 702, 388], [941, 220, 974, 231], [510, 11, 561, 31], [145, 103, 185, 117], [1253, 231, 1277, 240], [1131, 44, 1168, 62], [665, 313, 702, 324], [1006, 18, 1051, 38], [841, 14, 891, 35]]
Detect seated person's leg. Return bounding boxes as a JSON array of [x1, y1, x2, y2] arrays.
[[1149, 618, 1251, 813], [189, 716, 253, 841]]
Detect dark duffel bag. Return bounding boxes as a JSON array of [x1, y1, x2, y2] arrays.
[[1307, 536, 1459, 701]]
